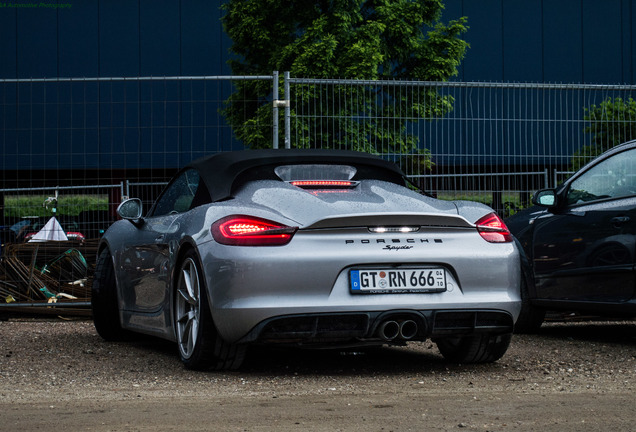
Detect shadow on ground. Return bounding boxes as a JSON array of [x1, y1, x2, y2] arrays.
[[538, 319, 636, 345]]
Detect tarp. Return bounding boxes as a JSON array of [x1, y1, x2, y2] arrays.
[[28, 217, 68, 242]]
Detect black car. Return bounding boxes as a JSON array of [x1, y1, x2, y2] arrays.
[[506, 140, 636, 332]]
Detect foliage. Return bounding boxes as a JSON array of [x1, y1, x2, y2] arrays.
[[3, 195, 108, 218], [437, 192, 526, 218], [574, 97, 636, 171], [221, 0, 468, 174]]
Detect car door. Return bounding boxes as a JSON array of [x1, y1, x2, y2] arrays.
[[532, 147, 636, 303], [119, 169, 201, 315]]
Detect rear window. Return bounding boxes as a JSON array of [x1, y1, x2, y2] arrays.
[[231, 162, 405, 194], [274, 165, 356, 181]]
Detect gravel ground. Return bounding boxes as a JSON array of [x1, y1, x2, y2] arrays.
[[1, 317, 635, 431]]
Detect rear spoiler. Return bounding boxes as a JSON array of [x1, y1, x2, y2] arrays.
[[303, 213, 474, 229]]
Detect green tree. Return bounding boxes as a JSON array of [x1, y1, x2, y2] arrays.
[[573, 97, 636, 171], [221, 0, 468, 174]]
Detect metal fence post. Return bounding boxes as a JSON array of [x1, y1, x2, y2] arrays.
[[284, 71, 291, 149], [272, 71, 279, 149]]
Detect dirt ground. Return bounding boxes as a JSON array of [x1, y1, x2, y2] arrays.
[[0, 317, 635, 432]]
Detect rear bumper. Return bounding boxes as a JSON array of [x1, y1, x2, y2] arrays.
[[238, 309, 514, 346], [202, 227, 522, 343]]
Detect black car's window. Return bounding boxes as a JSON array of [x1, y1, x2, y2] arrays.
[[567, 148, 636, 205], [151, 169, 201, 217]]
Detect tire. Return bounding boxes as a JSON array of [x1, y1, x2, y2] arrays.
[[174, 250, 246, 371], [91, 248, 129, 341], [514, 279, 545, 334], [435, 333, 512, 363]]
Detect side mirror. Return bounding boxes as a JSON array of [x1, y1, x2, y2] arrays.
[[532, 189, 557, 207], [117, 198, 143, 221]]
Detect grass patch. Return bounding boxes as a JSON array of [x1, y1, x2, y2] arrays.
[[3, 194, 109, 218]]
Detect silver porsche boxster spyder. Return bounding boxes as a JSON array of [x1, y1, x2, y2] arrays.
[[92, 149, 522, 370]]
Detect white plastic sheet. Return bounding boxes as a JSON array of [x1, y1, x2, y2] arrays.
[[28, 217, 68, 242]]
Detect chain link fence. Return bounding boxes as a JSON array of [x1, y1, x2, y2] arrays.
[[1, 74, 636, 308], [286, 78, 636, 214], [2, 74, 636, 219]]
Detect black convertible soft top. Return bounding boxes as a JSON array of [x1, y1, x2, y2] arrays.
[[187, 149, 407, 202]]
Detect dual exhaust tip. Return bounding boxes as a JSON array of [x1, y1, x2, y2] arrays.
[[377, 319, 419, 341]]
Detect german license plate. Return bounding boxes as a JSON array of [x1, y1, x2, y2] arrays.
[[350, 268, 447, 294]]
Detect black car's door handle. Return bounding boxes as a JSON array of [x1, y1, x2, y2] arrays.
[[611, 216, 630, 227], [155, 234, 165, 242]]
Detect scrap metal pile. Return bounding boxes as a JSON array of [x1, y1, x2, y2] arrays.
[[0, 240, 98, 314]]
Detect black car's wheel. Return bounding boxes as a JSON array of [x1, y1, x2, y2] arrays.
[[435, 333, 512, 363], [514, 279, 545, 334], [92, 248, 129, 341], [174, 250, 245, 370]]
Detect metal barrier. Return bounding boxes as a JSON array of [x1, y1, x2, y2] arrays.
[[2, 74, 636, 216]]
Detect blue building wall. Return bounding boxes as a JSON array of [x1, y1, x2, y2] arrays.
[[0, 0, 635, 173], [1, 0, 633, 82], [0, 0, 230, 78], [446, 0, 635, 84]]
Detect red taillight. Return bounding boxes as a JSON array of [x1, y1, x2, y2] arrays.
[[476, 213, 513, 243], [66, 232, 85, 241], [211, 215, 298, 246], [290, 180, 356, 188]]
